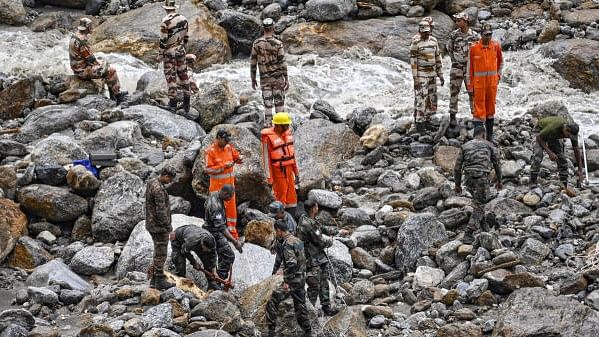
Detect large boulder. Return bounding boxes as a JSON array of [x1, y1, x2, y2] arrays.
[[321, 306, 368, 337], [122, 105, 205, 141], [493, 287, 599, 337], [40, 0, 86, 9], [0, 0, 27, 26], [92, 171, 145, 242], [304, 0, 356, 22], [7, 236, 52, 269], [192, 124, 272, 208], [81, 120, 144, 153], [0, 198, 28, 265], [0, 139, 28, 158], [70, 246, 115, 275], [116, 214, 204, 278], [191, 80, 237, 131], [395, 213, 448, 273], [562, 9, 599, 27], [26, 259, 92, 292], [282, 10, 454, 62], [0, 309, 35, 332], [17, 184, 89, 222], [66, 165, 101, 196], [191, 291, 242, 333], [215, 9, 261, 56], [232, 243, 275, 290], [91, 2, 230, 68], [0, 77, 43, 119], [30, 134, 88, 166], [16, 105, 93, 143], [295, 119, 360, 197], [540, 39, 599, 93], [485, 198, 531, 218]]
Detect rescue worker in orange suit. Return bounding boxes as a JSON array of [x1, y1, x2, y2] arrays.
[[205, 129, 243, 239], [261, 112, 299, 215], [466, 24, 503, 143]]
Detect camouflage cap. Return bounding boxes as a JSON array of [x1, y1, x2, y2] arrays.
[[162, 0, 177, 10], [77, 17, 93, 31], [269, 201, 285, 216], [262, 18, 274, 28], [482, 23, 493, 34], [160, 165, 177, 178], [418, 20, 431, 33], [453, 12, 469, 21], [423, 16, 435, 27]]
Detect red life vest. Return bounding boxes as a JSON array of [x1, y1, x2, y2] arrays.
[[261, 128, 296, 168]]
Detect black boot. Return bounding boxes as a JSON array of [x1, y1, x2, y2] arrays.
[[151, 273, 175, 290], [323, 306, 339, 316], [166, 98, 177, 112], [530, 173, 538, 186], [115, 91, 128, 105], [485, 118, 495, 143], [267, 326, 276, 337], [182, 95, 190, 113]]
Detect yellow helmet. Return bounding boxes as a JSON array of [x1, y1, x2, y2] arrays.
[[272, 112, 292, 125]]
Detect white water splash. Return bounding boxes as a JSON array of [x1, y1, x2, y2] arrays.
[[0, 26, 597, 135]]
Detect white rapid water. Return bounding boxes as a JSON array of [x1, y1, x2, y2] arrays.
[[1, 26, 597, 135]]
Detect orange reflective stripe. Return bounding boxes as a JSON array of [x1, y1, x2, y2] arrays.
[[209, 172, 234, 180]]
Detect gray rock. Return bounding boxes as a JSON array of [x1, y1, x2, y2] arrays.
[[412, 187, 441, 210], [30, 134, 88, 165], [122, 105, 205, 141], [369, 315, 386, 328], [308, 189, 342, 209], [0, 0, 27, 26], [141, 328, 182, 337], [340, 209, 373, 227], [36, 231, 56, 245], [262, 3, 282, 21], [124, 317, 148, 337], [81, 120, 143, 153], [377, 170, 402, 191], [59, 289, 86, 305], [305, 0, 355, 22], [16, 105, 93, 143], [406, 4, 424, 17], [586, 290, 599, 310], [417, 167, 447, 187], [502, 160, 523, 178], [191, 291, 242, 333], [555, 243, 575, 261], [438, 208, 469, 229], [410, 142, 434, 157], [351, 279, 375, 304], [27, 286, 58, 305], [310, 100, 343, 123], [395, 213, 448, 273], [350, 247, 377, 272], [413, 266, 445, 289], [92, 171, 145, 242], [0, 139, 28, 158], [169, 196, 191, 215], [0, 324, 28, 337], [346, 106, 376, 136], [186, 331, 232, 337], [34, 157, 67, 186], [435, 240, 462, 273], [440, 261, 470, 289], [485, 198, 532, 218], [0, 309, 35, 331], [350, 224, 381, 247], [494, 287, 599, 337], [519, 238, 550, 265], [216, 10, 261, 55], [69, 246, 115, 275], [26, 259, 92, 292], [143, 303, 173, 329]]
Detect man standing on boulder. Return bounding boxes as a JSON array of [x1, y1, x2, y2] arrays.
[[159, 0, 191, 113], [530, 116, 583, 196], [454, 126, 502, 243], [447, 13, 479, 122], [204, 185, 244, 283], [205, 129, 243, 239], [69, 18, 128, 105], [145, 166, 176, 290], [466, 24, 503, 142], [297, 199, 349, 316], [261, 112, 299, 215], [266, 219, 311, 337], [250, 18, 289, 126], [410, 20, 444, 132]]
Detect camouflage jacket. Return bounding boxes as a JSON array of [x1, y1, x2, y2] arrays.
[[410, 35, 442, 79], [204, 192, 227, 233], [145, 178, 172, 234], [250, 36, 288, 86], [160, 13, 189, 56], [175, 225, 217, 269], [276, 234, 306, 285], [296, 215, 338, 267], [447, 28, 480, 66], [69, 32, 98, 73], [454, 138, 502, 185]]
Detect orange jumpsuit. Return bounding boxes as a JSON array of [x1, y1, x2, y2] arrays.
[[205, 142, 240, 239], [261, 128, 298, 209], [466, 39, 503, 121]]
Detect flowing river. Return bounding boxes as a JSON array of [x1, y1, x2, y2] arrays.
[[1, 26, 597, 135]]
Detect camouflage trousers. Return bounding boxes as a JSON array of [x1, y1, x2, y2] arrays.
[[531, 139, 568, 183], [75, 62, 120, 94], [414, 76, 438, 123], [150, 232, 170, 275], [210, 231, 235, 280], [261, 83, 285, 111], [306, 262, 332, 310], [163, 48, 190, 99], [266, 279, 311, 332], [449, 65, 473, 115], [464, 174, 490, 232]]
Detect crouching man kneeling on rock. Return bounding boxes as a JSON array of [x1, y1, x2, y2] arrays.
[[266, 219, 312, 337]]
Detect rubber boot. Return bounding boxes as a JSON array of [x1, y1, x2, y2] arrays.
[[151, 274, 175, 290], [166, 98, 177, 113], [473, 120, 484, 130], [485, 118, 495, 143], [115, 91, 129, 105], [267, 326, 276, 337], [182, 95, 190, 113]]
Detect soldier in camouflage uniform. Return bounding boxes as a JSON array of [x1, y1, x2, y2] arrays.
[[145, 166, 176, 290], [204, 185, 243, 283], [69, 18, 128, 104], [447, 13, 480, 121], [266, 219, 311, 337], [530, 116, 583, 195], [410, 20, 444, 131], [454, 126, 503, 243], [296, 199, 349, 316], [250, 18, 289, 126], [159, 0, 191, 113], [170, 224, 221, 290]]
